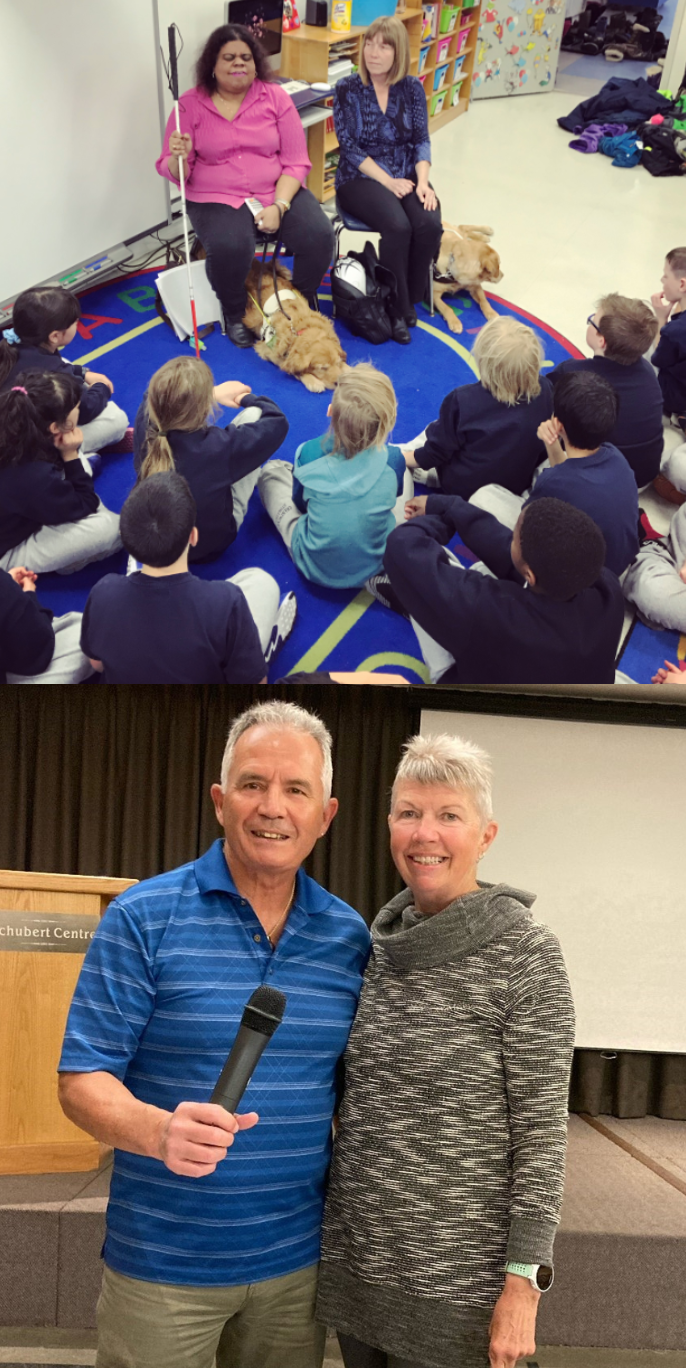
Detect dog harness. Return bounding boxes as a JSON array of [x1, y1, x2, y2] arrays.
[[259, 289, 297, 343]]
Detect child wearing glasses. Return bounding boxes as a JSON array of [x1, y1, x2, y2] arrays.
[[548, 294, 661, 489]]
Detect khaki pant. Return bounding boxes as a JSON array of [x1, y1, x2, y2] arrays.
[[95, 1262, 326, 1368]]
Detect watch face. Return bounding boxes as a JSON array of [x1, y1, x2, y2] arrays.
[[536, 1265, 554, 1291]]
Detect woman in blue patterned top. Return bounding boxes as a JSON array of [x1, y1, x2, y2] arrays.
[[334, 16, 443, 344]]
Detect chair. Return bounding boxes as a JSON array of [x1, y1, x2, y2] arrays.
[[331, 197, 435, 317]]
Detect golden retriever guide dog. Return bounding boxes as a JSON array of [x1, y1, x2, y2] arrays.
[[242, 259, 347, 393], [432, 225, 503, 334]]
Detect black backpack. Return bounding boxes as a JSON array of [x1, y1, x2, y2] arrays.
[[330, 240, 399, 345], [640, 122, 686, 176]]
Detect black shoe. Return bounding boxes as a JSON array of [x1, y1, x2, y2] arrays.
[[405, 307, 418, 328], [225, 320, 254, 348], [366, 574, 410, 617], [390, 315, 411, 345]]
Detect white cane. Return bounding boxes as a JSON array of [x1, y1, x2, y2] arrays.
[[165, 25, 201, 358]]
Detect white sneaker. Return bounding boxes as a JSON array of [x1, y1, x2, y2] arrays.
[[412, 466, 440, 487], [265, 592, 298, 665]]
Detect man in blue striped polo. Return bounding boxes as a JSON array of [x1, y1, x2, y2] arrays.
[[58, 700, 371, 1368]]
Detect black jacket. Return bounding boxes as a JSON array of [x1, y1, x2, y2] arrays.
[[416, 379, 552, 498], [133, 392, 289, 561], [0, 342, 111, 424], [557, 77, 672, 132], [652, 310, 686, 417], [384, 496, 625, 685], [0, 457, 99, 558], [549, 355, 664, 486], [0, 570, 55, 683]]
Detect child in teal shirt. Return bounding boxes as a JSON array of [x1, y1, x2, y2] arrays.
[[258, 363, 411, 589]]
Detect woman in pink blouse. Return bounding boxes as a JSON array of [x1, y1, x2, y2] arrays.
[[157, 25, 335, 348]]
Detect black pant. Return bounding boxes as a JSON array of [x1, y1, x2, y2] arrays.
[[187, 188, 335, 323], [338, 1333, 431, 1368], [336, 177, 442, 318]]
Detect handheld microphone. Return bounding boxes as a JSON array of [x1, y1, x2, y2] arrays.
[[211, 986, 287, 1114]]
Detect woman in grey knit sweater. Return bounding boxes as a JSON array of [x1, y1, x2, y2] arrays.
[[317, 733, 575, 1368]]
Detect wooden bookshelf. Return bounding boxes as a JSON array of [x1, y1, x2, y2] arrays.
[[282, 2, 479, 203]]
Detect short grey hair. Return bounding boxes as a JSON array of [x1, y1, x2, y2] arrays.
[[391, 733, 493, 824], [219, 701, 334, 803]]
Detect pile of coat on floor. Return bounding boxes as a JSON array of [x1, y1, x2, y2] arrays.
[[558, 76, 686, 175]]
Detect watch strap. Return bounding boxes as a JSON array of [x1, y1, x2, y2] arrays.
[[506, 1261, 535, 1277], [506, 1261, 553, 1292]]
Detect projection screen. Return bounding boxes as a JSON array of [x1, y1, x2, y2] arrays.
[[420, 709, 686, 1053]]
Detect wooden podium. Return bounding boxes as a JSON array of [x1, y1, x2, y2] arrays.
[[0, 869, 137, 1175]]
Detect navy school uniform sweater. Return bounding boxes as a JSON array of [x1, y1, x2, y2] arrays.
[[0, 570, 55, 683], [549, 355, 664, 487], [526, 442, 639, 576], [80, 571, 266, 685], [652, 309, 686, 417], [415, 378, 553, 498], [0, 342, 111, 425], [0, 457, 99, 559], [133, 393, 288, 562], [384, 497, 624, 685]]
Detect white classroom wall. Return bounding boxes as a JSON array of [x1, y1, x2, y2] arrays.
[[1, 0, 167, 302], [420, 709, 686, 1054]]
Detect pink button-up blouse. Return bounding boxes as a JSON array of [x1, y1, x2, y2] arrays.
[[156, 82, 312, 209]]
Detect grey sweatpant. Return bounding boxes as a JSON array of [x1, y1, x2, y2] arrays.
[[6, 612, 93, 684], [0, 500, 122, 575], [623, 504, 686, 633], [80, 400, 129, 454]]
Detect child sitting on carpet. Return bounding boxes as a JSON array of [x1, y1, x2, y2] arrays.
[[402, 316, 552, 497], [651, 247, 686, 435], [133, 357, 289, 563], [0, 373, 122, 576], [0, 286, 130, 460], [549, 294, 662, 488], [0, 566, 92, 685], [471, 371, 639, 577], [80, 472, 296, 685], [368, 494, 624, 685], [257, 363, 412, 589], [623, 503, 686, 635]]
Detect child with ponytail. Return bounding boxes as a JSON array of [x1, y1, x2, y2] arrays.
[[0, 287, 130, 458], [0, 373, 122, 576], [133, 356, 288, 562]]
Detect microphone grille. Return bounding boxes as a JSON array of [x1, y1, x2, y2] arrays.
[[243, 985, 287, 1037]]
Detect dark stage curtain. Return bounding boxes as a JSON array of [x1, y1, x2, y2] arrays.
[[0, 684, 416, 926], [0, 684, 683, 1119]]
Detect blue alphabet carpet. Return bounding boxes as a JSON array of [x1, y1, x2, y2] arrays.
[[32, 263, 634, 683]]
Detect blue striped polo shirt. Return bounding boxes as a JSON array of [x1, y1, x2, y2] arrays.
[[58, 839, 370, 1286]]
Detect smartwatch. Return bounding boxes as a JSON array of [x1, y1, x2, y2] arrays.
[[505, 1261, 554, 1292]]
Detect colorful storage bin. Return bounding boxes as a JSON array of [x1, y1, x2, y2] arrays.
[[436, 36, 451, 62], [450, 77, 466, 106], [456, 23, 471, 53], [439, 3, 460, 31], [351, 0, 395, 22], [418, 71, 429, 86], [430, 88, 447, 116], [452, 53, 466, 79], [418, 44, 431, 74], [433, 62, 449, 90]]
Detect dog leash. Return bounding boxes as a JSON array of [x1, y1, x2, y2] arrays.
[[256, 223, 293, 323]]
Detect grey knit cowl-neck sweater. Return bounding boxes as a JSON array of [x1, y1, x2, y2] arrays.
[[317, 882, 575, 1368]]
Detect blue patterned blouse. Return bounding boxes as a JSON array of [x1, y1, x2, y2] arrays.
[[333, 74, 432, 190]]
